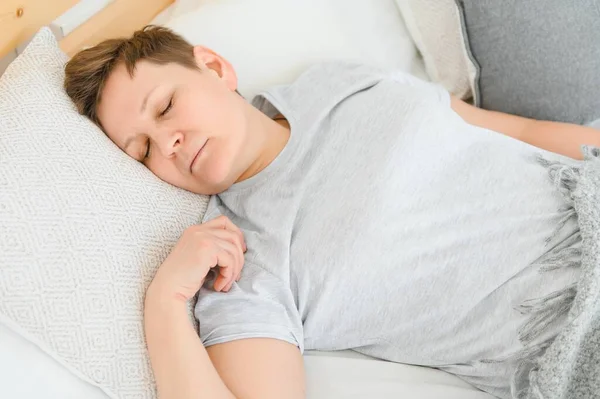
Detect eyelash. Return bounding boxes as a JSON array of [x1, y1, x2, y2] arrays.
[[160, 95, 174, 118], [143, 94, 174, 161], [143, 140, 150, 160]]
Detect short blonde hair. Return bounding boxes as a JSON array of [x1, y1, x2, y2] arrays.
[[64, 25, 198, 128]]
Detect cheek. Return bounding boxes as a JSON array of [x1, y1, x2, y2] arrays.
[[185, 87, 240, 131], [147, 159, 183, 186]]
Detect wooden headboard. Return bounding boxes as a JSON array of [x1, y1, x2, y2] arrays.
[[1, 0, 174, 59]]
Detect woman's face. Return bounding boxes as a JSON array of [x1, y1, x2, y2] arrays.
[[97, 48, 248, 195]]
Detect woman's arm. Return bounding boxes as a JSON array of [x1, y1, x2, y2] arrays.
[[144, 288, 236, 399], [144, 288, 306, 399], [450, 96, 600, 160], [143, 216, 305, 399]]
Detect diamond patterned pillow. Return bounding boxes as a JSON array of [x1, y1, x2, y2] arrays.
[[0, 28, 208, 398]]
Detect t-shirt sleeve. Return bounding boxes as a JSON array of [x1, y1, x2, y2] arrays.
[[388, 70, 451, 107], [195, 201, 304, 353], [195, 261, 304, 353]]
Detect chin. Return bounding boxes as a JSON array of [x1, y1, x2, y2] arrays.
[[200, 160, 235, 193], [196, 179, 233, 195], [197, 137, 245, 194]]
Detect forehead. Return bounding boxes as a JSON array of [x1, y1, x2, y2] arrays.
[[97, 62, 165, 146], [102, 61, 169, 109]]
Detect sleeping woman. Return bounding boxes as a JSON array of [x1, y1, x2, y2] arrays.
[[64, 26, 597, 399]]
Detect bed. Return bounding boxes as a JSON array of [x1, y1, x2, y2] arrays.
[[0, 1, 496, 398]]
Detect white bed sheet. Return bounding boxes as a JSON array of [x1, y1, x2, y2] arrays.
[[1, 323, 494, 399]]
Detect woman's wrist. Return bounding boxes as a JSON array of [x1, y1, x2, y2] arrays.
[[145, 280, 188, 314], [143, 286, 193, 338]]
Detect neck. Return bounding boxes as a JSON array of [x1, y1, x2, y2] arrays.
[[235, 109, 290, 184]]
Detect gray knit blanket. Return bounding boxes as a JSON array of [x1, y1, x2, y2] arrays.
[[513, 146, 600, 399]]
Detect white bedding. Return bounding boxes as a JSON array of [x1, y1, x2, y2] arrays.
[[1, 323, 493, 398]]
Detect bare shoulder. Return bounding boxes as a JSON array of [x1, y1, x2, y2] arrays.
[[207, 338, 305, 399]]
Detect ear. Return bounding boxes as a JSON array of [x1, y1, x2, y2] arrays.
[[193, 46, 238, 92]]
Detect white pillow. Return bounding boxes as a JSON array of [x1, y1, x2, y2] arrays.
[[0, 27, 208, 399], [323, 0, 418, 74], [164, 0, 418, 99], [395, 0, 476, 99]]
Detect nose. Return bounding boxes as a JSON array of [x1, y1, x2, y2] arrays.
[[157, 130, 184, 158]]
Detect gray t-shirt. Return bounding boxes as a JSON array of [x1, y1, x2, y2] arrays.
[[195, 62, 580, 398]]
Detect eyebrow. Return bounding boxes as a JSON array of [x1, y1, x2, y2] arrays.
[[122, 85, 159, 152]]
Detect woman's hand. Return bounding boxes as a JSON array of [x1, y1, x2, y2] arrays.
[[147, 215, 247, 303]]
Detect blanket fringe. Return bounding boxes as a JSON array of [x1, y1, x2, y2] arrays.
[[504, 155, 582, 351], [511, 155, 583, 348], [536, 155, 579, 201], [535, 245, 581, 273], [482, 341, 551, 365], [509, 147, 600, 398], [507, 150, 600, 397], [516, 283, 578, 344]]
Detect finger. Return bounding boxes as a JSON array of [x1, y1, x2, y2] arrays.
[[223, 280, 234, 292], [219, 260, 243, 291], [216, 272, 233, 292], [214, 239, 243, 289], [221, 217, 246, 252], [218, 254, 241, 293], [209, 215, 247, 252], [209, 224, 245, 261], [221, 269, 236, 293], [214, 268, 232, 292], [213, 249, 236, 291], [205, 231, 243, 291], [210, 229, 245, 274]]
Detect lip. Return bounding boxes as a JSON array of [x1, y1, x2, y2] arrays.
[[190, 140, 208, 173]]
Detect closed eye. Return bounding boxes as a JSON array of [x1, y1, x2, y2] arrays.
[[159, 95, 173, 117], [142, 140, 150, 161]]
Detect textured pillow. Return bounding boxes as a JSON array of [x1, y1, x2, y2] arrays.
[[0, 28, 208, 399], [395, 0, 477, 99], [456, 0, 600, 124]]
